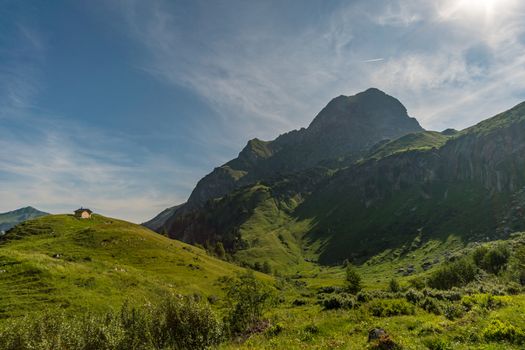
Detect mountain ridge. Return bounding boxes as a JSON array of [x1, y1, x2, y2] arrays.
[[0, 206, 49, 233]]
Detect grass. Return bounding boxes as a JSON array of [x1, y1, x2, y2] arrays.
[[366, 131, 450, 160], [1, 214, 525, 349], [0, 214, 247, 318]]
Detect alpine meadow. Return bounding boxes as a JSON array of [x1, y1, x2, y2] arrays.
[[2, 1, 525, 349]]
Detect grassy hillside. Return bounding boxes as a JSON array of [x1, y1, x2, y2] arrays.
[[1, 214, 525, 349], [0, 214, 245, 318], [366, 131, 450, 160]]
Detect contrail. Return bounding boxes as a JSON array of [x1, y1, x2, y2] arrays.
[[362, 58, 385, 63]]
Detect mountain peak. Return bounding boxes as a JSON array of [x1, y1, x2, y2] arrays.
[[308, 88, 421, 133]]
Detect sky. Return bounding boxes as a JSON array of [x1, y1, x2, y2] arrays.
[[1, 0, 525, 222]]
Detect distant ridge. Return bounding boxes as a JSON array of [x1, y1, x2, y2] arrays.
[[0, 207, 49, 233]]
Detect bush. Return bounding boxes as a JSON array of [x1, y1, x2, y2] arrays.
[[442, 302, 464, 320], [266, 322, 284, 336], [423, 336, 453, 350], [419, 297, 442, 315], [0, 296, 223, 350], [388, 278, 401, 293], [473, 244, 510, 275], [345, 264, 362, 294], [404, 289, 423, 304], [427, 258, 477, 290], [223, 271, 275, 335], [482, 320, 525, 344], [321, 294, 355, 310], [368, 299, 415, 317], [461, 294, 505, 311]]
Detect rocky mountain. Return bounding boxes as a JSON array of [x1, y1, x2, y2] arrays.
[[0, 206, 49, 234], [146, 88, 423, 228], [149, 88, 525, 269], [186, 88, 422, 209]]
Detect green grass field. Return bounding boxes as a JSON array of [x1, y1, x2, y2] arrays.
[[0, 214, 246, 318], [1, 215, 524, 349]]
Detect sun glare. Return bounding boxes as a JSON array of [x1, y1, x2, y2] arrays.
[[442, 0, 515, 22]]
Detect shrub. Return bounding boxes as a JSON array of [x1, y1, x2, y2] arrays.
[[404, 289, 423, 304], [357, 291, 372, 303], [474, 244, 510, 275], [427, 258, 477, 290], [368, 299, 415, 317], [321, 294, 355, 310], [0, 296, 223, 350], [266, 322, 284, 336], [345, 264, 362, 294], [419, 297, 442, 315], [388, 278, 401, 293], [223, 271, 275, 335], [423, 336, 453, 350], [461, 294, 505, 311], [482, 320, 525, 344], [442, 302, 464, 320]]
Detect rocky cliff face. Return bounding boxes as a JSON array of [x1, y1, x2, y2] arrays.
[[185, 88, 423, 208], [295, 101, 525, 263], [150, 89, 525, 268]]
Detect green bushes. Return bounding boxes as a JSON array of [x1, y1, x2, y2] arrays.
[[321, 294, 355, 310], [473, 244, 510, 274], [427, 257, 477, 290], [223, 271, 275, 335], [388, 278, 401, 293], [345, 264, 362, 294], [482, 320, 525, 344], [0, 296, 223, 350], [368, 299, 415, 317]]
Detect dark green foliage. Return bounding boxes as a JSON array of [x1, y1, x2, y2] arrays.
[[265, 322, 284, 336], [321, 294, 355, 310], [427, 258, 477, 290], [345, 264, 362, 294], [442, 302, 465, 320], [224, 271, 275, 335], [215, 242, 226, 260], [367, 299, 415, 317], [473, 244, 510, 274], [404, 289, 423, 304], [388, 278, 401, 293], [419, 297, 442, 315], [261, 261, 272, 274], [0, 296, 223, 350]]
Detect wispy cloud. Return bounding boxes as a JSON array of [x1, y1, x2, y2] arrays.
[[0, 22, 44, 116], [0, 115, 197, 222], [118, 0, 525, 136]]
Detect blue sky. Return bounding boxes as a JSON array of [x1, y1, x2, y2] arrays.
[[1, 0, 525, 222]]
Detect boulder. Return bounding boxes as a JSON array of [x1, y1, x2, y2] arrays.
[[368, 328, 387, 341]]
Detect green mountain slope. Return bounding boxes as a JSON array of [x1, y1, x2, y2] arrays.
[[297, 100, 525, 264], [0, 214, 244, 318], [162, 98, 525, 269], [0, 207, 48, 233], [145, 88, 424, 230], [366, 131, 450, 160]]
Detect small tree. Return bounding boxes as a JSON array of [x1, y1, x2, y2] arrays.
[[224, 271, 275, 335], [215, 242, 226, 260], [345, 264, 362, 294]]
